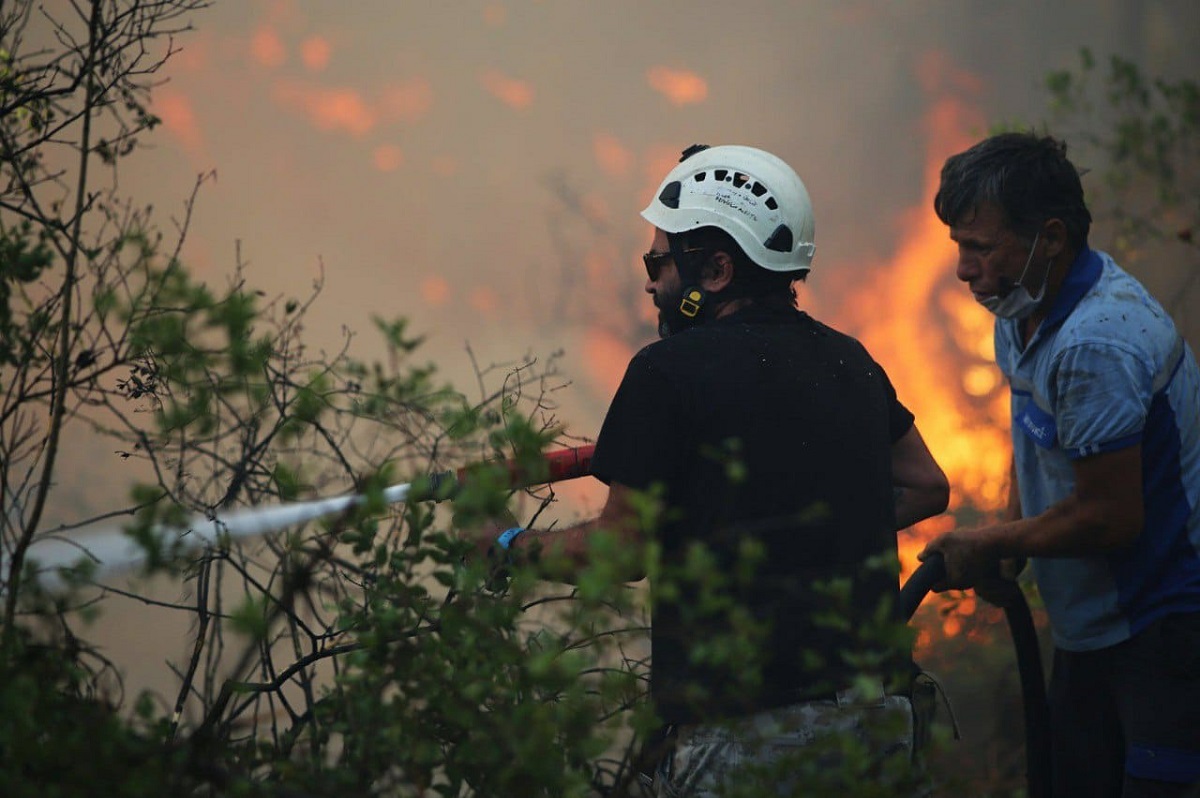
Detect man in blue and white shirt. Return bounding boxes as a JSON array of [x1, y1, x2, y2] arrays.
[[920, 132, 1200, 797]]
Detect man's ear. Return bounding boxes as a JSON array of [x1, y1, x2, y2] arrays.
[[701, 251, 735, 292], [1043, 218, 1069, 260]]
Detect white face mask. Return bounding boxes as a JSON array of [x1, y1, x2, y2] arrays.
[[977, 232, 1048, 320]]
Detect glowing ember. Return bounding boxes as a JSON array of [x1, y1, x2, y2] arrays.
[[272, 82, 377, 137], [421, 276, 451, 307], [646, 66, 708, 106], [250, 26, 286, 68], [154, 90, 205, 157], [300, 36, 331, 72]]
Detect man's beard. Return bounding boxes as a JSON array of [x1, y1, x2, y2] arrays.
[[655, 284, 687, 339]]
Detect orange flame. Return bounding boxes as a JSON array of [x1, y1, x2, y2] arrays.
[[836, 84, 1012, 607]]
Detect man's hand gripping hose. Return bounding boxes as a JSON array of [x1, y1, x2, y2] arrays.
[[900, 551, 1051, 798]]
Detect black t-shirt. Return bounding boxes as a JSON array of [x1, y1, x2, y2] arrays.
[[590, 303, 915, 724]]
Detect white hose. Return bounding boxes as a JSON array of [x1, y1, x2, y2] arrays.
[[21, 479, 416, 594]]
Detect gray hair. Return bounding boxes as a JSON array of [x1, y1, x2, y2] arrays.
[[934, 132, 1092, 248]]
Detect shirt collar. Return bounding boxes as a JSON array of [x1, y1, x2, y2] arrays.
[[714, 301, 800, 325], [1042, 245, 1102, 330]]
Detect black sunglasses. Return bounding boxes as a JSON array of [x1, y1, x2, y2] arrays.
[[642, 246, 705, 281]]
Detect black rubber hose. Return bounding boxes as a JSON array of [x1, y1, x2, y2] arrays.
[[1003, 588, 1052, 798], [898, 552, 948, 620], [898, 552, 1052, 798]]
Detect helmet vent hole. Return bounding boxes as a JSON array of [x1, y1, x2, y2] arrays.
[[693, 172, 707, 182], [765, 197, 778, 210], [764, 224, 793, 253], [750, 182, 767, 197], [714, 169, 728, 181], [733, 172, 750, 188], [658, 180, 682, 209]]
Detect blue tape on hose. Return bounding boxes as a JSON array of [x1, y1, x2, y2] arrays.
[[496, 527, 525, 550]]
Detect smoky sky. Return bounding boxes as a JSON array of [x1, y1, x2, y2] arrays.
[[19, 0, 1196, 527], [15, 0, 1169, 525], [128, 1, 1196, 378]]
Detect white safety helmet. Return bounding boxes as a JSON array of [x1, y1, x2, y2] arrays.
[[641, 144, 816, 274]]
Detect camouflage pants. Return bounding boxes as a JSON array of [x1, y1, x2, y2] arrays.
[[650, 692, 927, 797]]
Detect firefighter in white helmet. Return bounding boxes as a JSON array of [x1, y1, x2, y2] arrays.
[[472, 144, 949, 796], [639, 143, 816, 339]]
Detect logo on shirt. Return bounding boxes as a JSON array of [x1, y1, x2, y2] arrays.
[[1016, 402, 1057, 449]]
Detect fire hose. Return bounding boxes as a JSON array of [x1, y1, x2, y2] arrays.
[[25, 445, 596, 593], [26, 446, 1050, 795], [899, 551, 1051, 798]]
